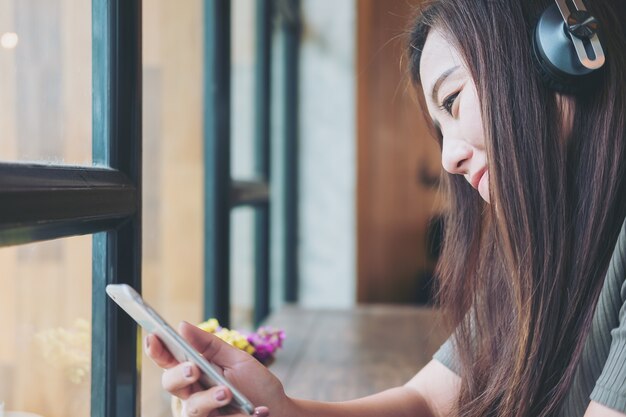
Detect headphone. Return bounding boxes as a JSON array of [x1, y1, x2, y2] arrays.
[[533, 0, 606, 93]]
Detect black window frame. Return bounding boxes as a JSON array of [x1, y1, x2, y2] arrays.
[[0, 0, 142, 416]]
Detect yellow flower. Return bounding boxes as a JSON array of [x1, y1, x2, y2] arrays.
[[197, 318, 220, 333], [214, 328, 256, 355], [197, 319, 256, 356]]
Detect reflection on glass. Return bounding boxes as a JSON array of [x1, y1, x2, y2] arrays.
[[0, 0, 91, 165], [0, 32, 18, 49], [0, 235, 92, 417], [142, 0, 205, 415]]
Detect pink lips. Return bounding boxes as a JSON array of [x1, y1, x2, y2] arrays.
[[469, 168, 487, 190]]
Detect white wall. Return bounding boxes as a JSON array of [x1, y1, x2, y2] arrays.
[[297, 0, 356, 308], [236, 0, 358, 315]]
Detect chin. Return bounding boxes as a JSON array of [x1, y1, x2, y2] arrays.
[[478, 185, 491, 204]]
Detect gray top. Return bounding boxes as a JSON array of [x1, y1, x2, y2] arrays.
[[433, 220, 626, 416]]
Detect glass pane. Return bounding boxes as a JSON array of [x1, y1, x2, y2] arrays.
[[230, 0, 257, 332], [0, 235, 92, 417], [231, 207, 255, 330], [142, 1, 205, 416], [231, 0, 256, 179], [0, 0, 92, 165]]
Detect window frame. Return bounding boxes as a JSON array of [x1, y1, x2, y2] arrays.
[[0, 0, 142, 416], [203, 0, 301, 328]]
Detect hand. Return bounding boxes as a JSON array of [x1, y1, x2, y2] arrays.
[[145, 321, 292, 417]]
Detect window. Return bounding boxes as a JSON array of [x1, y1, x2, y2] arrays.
[[0, 236, 92, 416], [0, 1, 300, 415], [0, 1, 141, 416], [0, 0, 92, 165]]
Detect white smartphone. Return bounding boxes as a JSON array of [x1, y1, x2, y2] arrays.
[[106, 283, 255, 415]]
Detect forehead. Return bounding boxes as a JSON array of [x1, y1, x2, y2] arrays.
[[419, 30, 465, 98]]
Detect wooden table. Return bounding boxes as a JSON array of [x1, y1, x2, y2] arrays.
[[264, 305, 448, 402]]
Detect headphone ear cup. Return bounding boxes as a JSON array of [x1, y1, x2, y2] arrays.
[[532, 3, 600, 93], [532, 50, 584, 94]]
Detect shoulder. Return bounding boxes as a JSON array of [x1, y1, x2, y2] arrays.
[[588, 219, 626, 413]]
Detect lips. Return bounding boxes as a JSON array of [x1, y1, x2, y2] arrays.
[[469, 168, 487, 190]]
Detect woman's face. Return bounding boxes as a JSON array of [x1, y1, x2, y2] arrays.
[[419, 30, 490, 203]]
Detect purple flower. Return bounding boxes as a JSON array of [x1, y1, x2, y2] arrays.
[[247, 327, 285, 365]]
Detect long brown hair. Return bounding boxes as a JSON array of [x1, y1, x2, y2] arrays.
[[407, 1, 626, 416]]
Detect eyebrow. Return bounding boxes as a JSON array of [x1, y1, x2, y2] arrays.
[[430, 65, 460, 105]]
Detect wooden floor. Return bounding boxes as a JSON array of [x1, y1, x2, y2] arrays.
[[264, 305, 448, 401]]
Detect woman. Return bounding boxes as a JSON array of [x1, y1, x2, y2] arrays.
[[146, 0, 626, 416]]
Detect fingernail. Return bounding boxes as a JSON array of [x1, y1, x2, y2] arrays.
[[254, 406, 270, 417], [184, 364, 192, 378], [214, 389, 226, 401]]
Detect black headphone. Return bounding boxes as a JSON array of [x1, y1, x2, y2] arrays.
[[533, 0, 606, 93]]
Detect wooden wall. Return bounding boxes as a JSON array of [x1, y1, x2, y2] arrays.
[[356, 0, 443, 304]]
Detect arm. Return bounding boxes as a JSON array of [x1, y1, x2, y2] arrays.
[[146, 322, 460, 417], [584, 402, 626, 417], [291, 360, 460, 417]]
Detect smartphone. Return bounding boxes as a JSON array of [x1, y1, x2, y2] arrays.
[[106, 283, 255, 415]]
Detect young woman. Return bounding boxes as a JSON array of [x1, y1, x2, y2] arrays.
[[146, 1, 626, 416]]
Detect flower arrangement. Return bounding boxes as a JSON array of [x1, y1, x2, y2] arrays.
[[35, 318, 91, 384], [197, 318, 285, 366]]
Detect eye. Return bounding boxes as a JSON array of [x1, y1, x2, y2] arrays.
[[439, 91, 460, 116]]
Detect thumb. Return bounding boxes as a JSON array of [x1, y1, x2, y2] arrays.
[[178, 321, 252, 367]]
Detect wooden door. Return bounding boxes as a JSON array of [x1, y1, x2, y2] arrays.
[[356, 0, 443, 303]]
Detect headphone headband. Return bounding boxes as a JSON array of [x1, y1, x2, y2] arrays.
[[532, 0, 606, 92], [554, 0, 605, 69]]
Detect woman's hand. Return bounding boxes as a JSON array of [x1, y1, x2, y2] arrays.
[[145, 321, 293, 417]]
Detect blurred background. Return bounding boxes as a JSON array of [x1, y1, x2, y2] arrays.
[[0, 0, 442, 415]]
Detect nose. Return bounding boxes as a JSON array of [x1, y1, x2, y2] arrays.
[[441, 136, 473, 175]]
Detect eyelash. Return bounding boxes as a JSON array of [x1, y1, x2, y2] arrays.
[[439, 91, 460, 116]]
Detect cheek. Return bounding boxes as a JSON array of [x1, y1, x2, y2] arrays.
[[459, 86, 486, 149]]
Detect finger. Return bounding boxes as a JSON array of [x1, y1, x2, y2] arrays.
[[162, 362, 202, 400], [145, 333, 179, 369], [182, 385, 233, 417], [178, 321, 253, 367], [253, 406, 270, 417]]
